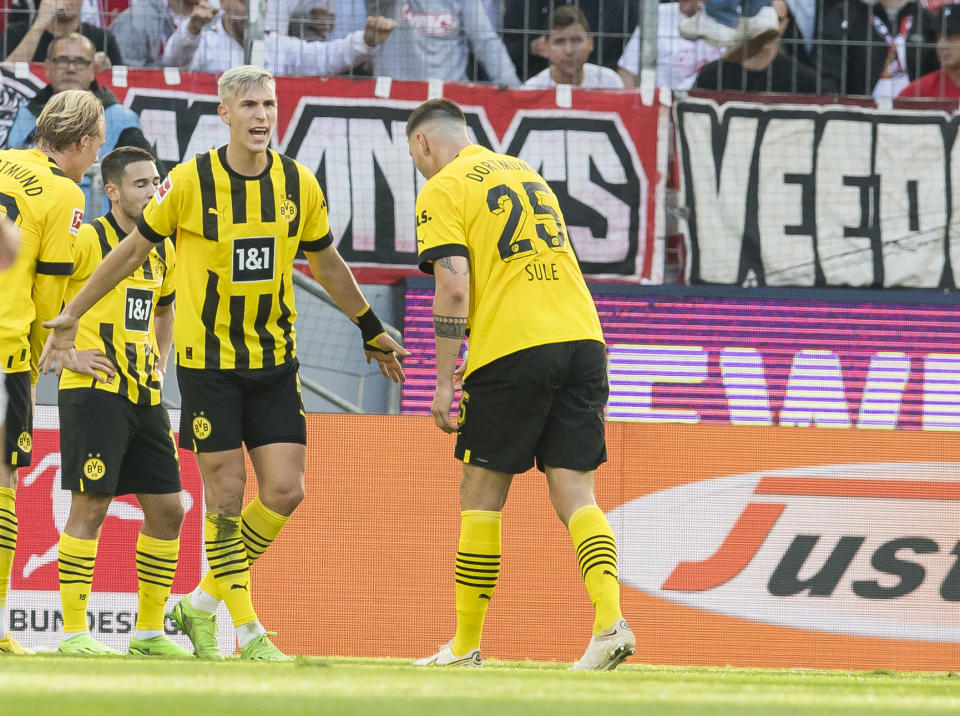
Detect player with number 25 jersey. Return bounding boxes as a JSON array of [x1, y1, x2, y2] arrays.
[[415, 143, 603, 380]]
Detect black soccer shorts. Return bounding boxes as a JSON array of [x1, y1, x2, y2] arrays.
[[454, 339, 608, 475], [176, 360, 307, 453], [59, 388, 180, 496]]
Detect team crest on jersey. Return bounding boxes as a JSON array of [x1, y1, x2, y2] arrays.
[[155, 175, 173, 204], [82, 454, 106, 481], [193, 413, 212, 440], [278, 198, 297, 222], [17, 431, 31, 453], [69, 208, 83, 236]]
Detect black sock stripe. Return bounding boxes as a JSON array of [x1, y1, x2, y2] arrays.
[[241, 522, 271, 546], [575, 534, 615, 559], [211, 567, 251, 579], [138, 576, 173, 588], [135, 550, 178, 564], [57, 557, 96, 570], [456, 551, 501, 559], [455, 578, 498, 589], [577, 544, 617, 568], [581, 559, 618, 578], [454, 557, 501, 566], [58, 550, 96, 562], [136, 566, 176, 581], [58, 579, 92, 585], [455, 566, 500, 574]]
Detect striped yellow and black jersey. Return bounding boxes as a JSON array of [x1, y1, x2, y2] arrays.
[[60, 213, 176, 406], [416, 144, 603, 378], [0, 148, 84, 376], [137, 146, 331, 371]]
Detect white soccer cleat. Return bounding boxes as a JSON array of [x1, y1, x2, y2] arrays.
[[413, 639, 482, 667], [570, 619, 636, 671], [678, 9, 744, 47], [742, 5, 780, 41]]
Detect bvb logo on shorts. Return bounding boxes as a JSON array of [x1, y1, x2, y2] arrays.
[[193, 413, 212, 440], [83, 455, 106, 481], [457, 389, 469, 427], [17, 431, 31, 453], [278, 199, 297, 223]]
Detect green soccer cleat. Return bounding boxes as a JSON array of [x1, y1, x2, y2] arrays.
[[128, 635, 193, 658], [170, 596, 223, 660], [0, 632, 35, 655], [240, 632, 293, 662], [58, 633, 122, 656]]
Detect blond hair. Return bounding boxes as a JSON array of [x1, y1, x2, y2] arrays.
[[218, 65, 276, 103], [35, 89, 104, 153]]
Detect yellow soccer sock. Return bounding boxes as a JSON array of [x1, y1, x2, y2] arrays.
[[58, 532, 98, 633], [135, 533, 180, 632], [569, 504, 623, 634], [452, 510, 501, 656], [0, 487, 15, 616], [197, 496, 290, 601], [204, 513, 256, 627]]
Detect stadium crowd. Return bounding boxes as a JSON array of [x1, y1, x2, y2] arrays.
[[0, 0, 957, 101]]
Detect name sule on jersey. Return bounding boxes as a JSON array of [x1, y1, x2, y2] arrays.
[[525, 257, 560, 282]]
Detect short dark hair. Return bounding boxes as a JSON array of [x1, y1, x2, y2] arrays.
[[100, 146, 156, 187], [550, 5, 590, 33], [405, 98, 466, 138], [46, 32, 95, 61]]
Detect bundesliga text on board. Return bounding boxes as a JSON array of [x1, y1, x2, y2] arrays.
[[610, 462, 958, 642], [7, 406, 235, 652]]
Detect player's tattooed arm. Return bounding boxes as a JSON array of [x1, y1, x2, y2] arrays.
[[435, 256, 469, 276], [434, 314, 467, 339]]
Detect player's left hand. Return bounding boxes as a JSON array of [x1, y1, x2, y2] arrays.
[[363, 333, 411, 383]]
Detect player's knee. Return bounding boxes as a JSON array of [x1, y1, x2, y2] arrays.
[[263, 482, 304, 516]]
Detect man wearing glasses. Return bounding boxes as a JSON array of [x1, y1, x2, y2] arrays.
[[5, 32, 161, 214]]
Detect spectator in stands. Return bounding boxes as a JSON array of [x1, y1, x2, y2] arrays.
[[6, 33, 159, 212], [3, 0, 122, 67], [523, 6, 623, 88], [365, 0, 519, 85], [900, 4, 960, 98], [503, 1, 638, 83], [818, 0, 937, 98], [617, 1, 725, 90], [110, 0, 210, 68], [693, 0, 823, 92], [163, 0, 395, 74]]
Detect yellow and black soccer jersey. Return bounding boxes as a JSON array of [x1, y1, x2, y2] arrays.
[[416, 144, 603, 378], [59, 213, 176, 406], [0, 148, 84, 376], [137, 146, 331, 371]]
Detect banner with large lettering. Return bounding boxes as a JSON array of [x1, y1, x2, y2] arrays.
[[0, 65, 668, 283], [676, 96, 960, 288]]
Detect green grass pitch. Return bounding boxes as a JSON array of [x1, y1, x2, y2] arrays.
[[2, 655, 959, 715]]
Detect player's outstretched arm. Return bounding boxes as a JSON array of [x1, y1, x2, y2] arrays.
[[304, 244, 411, 383], [40, 229, 155, 374]]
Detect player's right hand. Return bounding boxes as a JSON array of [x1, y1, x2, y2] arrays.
[[39, 312, 81, 375]]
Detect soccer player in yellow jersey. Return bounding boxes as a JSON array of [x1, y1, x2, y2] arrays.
[[53, 146, 191, 658], [408, 99, 635, 671], [0, 89, 105, 656], [43, 65, 408, 662]]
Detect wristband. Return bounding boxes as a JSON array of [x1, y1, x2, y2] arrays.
[[356, 304, 389, 352]]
